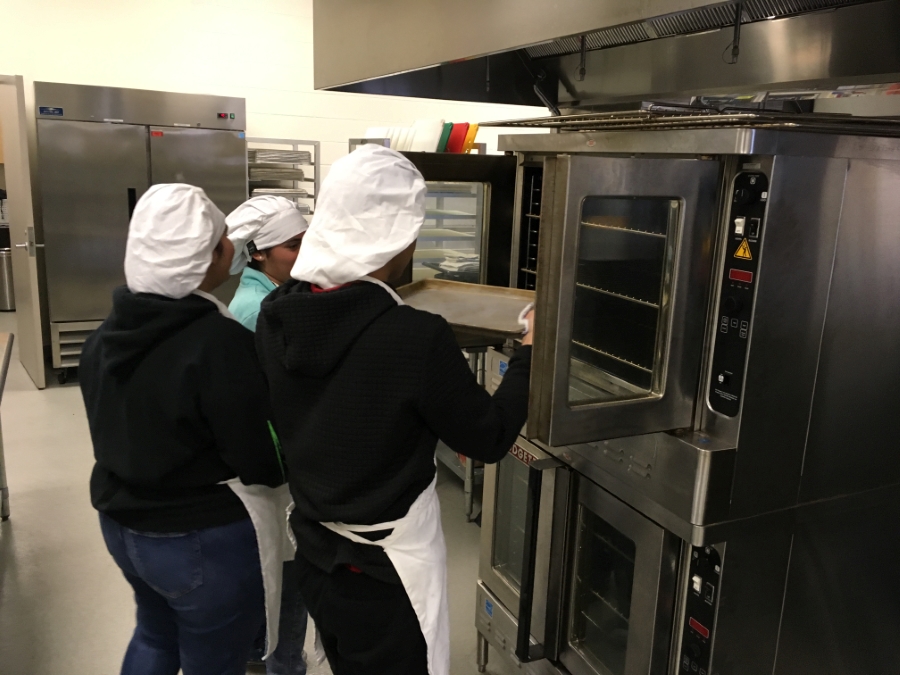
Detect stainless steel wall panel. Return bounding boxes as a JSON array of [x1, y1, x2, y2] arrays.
[[773, 493, 900, 674], [149, 127, 247, 215], [37, 120, 149, 322], [34, 82, 245, 130], [705, 523, 794, 675], [722, 156, 847, 518], [799, 158, 900, 501]]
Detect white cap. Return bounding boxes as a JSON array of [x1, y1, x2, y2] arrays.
[[291, 144, 426, 288], [124, 184, 226, 299], [226, 195, 309, 275]]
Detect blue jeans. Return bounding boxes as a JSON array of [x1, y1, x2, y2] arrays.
[[99, 513, 265, 675], [258, 560, 308, 675]]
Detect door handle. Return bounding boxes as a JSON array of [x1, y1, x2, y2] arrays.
[[127, 188, 138, 219], [516, 455, 561, 663], [15, 227, 44, 257]]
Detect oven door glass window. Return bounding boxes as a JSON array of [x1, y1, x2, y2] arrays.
[[415, 181, 486, 283], [491, 454, 530, 589], [568, 505, 637, 675], [569, 197, 680, 406]]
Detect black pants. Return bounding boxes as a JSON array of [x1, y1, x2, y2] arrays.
[[293, 555, 428, 675]]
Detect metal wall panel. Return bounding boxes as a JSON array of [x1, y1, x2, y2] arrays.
[[774, 494, 900, 674], [37, 120, 149, 322], [800, 158, 900, 501], [149, 127, 247, 216]]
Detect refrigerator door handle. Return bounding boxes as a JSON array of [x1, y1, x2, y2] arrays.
[[127, 188, 138, 220], [515, 456, 560, 663]]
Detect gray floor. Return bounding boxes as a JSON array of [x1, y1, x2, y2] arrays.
[[0, 312, 514, 675]]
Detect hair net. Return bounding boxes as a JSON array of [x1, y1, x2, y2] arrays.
[[124, 184, 226, 299], [226, 196, 309, 275], [291, 144, 426, 287]]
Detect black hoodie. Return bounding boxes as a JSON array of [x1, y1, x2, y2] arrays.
[[80, 287, 285, 533], [256, 280, 531, 582]]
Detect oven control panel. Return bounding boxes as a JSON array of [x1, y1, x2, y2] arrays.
[[709, 172, 768, 417], [679, 546, 722, 675]]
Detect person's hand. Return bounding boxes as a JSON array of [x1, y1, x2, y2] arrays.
[[521, 309, 535, 346]]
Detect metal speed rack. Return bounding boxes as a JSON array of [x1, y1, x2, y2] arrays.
[[246, 137, 320, 214]]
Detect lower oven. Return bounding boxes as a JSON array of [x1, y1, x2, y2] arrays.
[[477, 435, 690, 675]]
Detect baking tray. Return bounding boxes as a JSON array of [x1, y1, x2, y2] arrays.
[[397, 279, 534, 342]]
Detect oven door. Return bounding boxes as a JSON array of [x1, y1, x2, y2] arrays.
[[530, 155, 721, 446], [479, 437, 563, 659], [559, 474, 680, 675]]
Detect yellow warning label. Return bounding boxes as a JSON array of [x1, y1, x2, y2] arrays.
[[734, 239, 752, 260]]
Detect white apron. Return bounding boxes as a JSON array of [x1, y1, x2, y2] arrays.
[[317, 277, 451, 675], [195, 290, 296, 658], [320, 475, 450, 675]]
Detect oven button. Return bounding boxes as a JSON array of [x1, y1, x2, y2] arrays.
[[748, 217, 762, 239], [734, 216, 746, 235], [717, 373, 730, 385], [692, 574, 703, 593]]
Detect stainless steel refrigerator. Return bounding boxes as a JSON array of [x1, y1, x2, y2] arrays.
[[24, 82, 247, 387]]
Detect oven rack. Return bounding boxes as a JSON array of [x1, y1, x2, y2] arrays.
[[482, 107, 900, 137], [581, 219, 666, 239], [573, 340, 653, 374], [576, 282, 660, 309]]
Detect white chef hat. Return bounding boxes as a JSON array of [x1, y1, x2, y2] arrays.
[[291, 144, 426, 288], [226, 195, 309, 275], [124, 184, 226, 299]]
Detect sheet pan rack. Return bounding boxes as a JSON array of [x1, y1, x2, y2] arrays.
[[246, 137, 320, 214]]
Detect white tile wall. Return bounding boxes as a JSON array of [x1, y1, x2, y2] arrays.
[[0, 0, 547, 178]]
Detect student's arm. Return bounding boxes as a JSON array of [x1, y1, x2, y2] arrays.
[[417, 318, 532, 464], [201, 322, 286, 486]]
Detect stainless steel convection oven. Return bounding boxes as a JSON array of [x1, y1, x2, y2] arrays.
[[474, 111, 900, 675]]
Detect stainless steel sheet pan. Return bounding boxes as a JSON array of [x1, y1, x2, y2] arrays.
[[397, 279, 534, 340]]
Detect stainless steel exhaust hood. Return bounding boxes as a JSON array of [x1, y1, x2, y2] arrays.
[[314, 0, 900, 109]]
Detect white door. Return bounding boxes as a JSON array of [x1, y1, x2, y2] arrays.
[[0, 76, 46, 389]]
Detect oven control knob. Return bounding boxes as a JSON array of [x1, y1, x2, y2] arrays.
[[722, 296, 743, 316], [733, 188, 755, 206], [688, 644, 702, 660]]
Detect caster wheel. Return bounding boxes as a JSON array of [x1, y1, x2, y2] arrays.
[[57, 370, 68, 385]]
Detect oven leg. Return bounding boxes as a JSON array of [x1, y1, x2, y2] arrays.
[[464, 350, 484, 523], [465, 456, 475, 521], [477, 632, 489, 673]]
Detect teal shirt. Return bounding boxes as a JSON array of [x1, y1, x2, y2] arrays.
[[228, 267, 277, 332]]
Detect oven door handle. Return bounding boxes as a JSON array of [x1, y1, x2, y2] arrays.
[[516, 456, 561, 663]]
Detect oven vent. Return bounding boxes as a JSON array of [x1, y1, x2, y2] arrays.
[[523, 0, 877, 59], [649, 3, 743, 38], [743, 0, 868, 19], [584, 22, 653, 49], [526, 21, 650, 59]]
